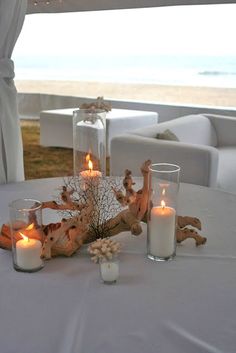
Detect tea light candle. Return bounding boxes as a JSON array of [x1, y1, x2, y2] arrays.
[[100, 261, 119, 283], [149, 201, 176, 258], [16, 234, 43, 270], [80, 154, 101, 187], [80, 169, 101, 179]]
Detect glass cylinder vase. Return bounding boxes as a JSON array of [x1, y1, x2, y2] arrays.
[[147, 163, 180, 262], [9, 199, 44, 272], [73, 109, 106, 177]]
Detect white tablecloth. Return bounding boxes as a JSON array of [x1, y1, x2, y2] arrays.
[[0, 178, 236, 353]]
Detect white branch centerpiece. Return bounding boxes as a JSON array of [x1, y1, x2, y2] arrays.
[[0, 160, 207, 258]]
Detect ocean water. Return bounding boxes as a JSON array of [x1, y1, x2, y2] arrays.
[[13, 54, 236, 88]]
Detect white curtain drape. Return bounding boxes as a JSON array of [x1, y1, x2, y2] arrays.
[[0, 0, 27, 183]]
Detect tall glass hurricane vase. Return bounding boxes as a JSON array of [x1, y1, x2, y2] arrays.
[[73, 109, 106, 177], [147, 163, 180, 262]]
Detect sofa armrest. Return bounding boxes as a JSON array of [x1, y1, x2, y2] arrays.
[[110, 134, 219, 187], [204, 114, 236, 146]]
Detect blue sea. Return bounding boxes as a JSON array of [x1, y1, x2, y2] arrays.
[[13, 54, 236, 88]]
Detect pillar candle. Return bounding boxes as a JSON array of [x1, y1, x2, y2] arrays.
[[16, 236, 43, 270], [149, 205, 176, 258]]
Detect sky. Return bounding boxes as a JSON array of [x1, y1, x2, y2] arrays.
[[13, 4, 236, 58]]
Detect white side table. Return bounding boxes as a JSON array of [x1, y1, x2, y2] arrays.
[[40, 108, 158, 156]]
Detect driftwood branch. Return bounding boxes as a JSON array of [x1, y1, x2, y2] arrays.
[[177, 226, 207, 246], [0, 160, 207, 258]]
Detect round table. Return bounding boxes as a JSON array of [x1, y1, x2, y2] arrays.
[[0, 178, 235, 353]]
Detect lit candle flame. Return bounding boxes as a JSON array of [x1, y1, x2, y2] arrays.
[[161, 200, 166, 209], [85, 153, 93, 171], [19, 232, 29, 242], [88, 159, 93, 171], [85, 153, 90, 162]]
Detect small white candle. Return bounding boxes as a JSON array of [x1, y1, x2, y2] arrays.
[[80, 154, 101, 178], [80, 155, 101, 189], [100, 261, 119, 283], [16, 236, 43, 270], [80, 169, 101, 179], [149, 203, 176, 258]]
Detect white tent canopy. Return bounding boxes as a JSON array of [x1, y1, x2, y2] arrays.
[[27, 0, 236, 14], [0, 0, 235, 184]]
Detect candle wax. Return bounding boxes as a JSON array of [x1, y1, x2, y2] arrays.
[[80, 170, 101, 178], [100, 261, 119, 283], [149, 206, 176, 258], [16, 238, 43, 270]]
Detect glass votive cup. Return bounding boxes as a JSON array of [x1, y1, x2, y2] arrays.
[[9, 199, 44, 272], [99, 257, 119, 284], [147, 163, 180, 262]]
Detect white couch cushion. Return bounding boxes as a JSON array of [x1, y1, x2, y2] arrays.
[[217, 147, 236, 192], [132, 114, 218, 147]]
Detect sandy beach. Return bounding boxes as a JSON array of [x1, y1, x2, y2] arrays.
[[15, 80, 236, 108]]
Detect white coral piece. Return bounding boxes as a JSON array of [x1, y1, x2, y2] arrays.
[[88, 238, 121, 263]]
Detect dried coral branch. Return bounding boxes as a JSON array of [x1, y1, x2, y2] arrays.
[[42, 186, 84, 212], [177, 216, 202, 230], [79, 96, 112, 112], [0, 160, 207, 258], [176, 215, 206, 246], [0, 224, 11, 249], [132, 159, 151, 221], [176, 227, 207, 246], [88, 238, 121, 263], [103, 209, 142, 237], [60, 186, 75, 205], [42, 201, 83, 211]]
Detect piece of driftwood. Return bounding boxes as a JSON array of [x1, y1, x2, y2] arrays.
[[0, 160, 207, 258], [177, 215, 206, 246]]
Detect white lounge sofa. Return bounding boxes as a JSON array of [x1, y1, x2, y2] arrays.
[[110, 114, 236, 193]]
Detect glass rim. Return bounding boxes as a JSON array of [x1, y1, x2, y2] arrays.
[[9, 198, 42, 212], [149, 163, 181, 174]]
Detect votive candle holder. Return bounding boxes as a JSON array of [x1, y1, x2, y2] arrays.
[[9, 198, 44, 272]]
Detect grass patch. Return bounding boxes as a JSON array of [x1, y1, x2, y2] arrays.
[[21, 120, 73, 179], [21, 120, 110, 179]]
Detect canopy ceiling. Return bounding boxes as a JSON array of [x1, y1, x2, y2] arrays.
[[27, 0, 236, 14]]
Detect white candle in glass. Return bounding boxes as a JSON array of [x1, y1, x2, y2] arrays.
[[80, 155, 101, 190], [100, 261, 119, 283], [16, 233, 43, 270], [149, 200, 176, 258], [80, 154, 101, 178]]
